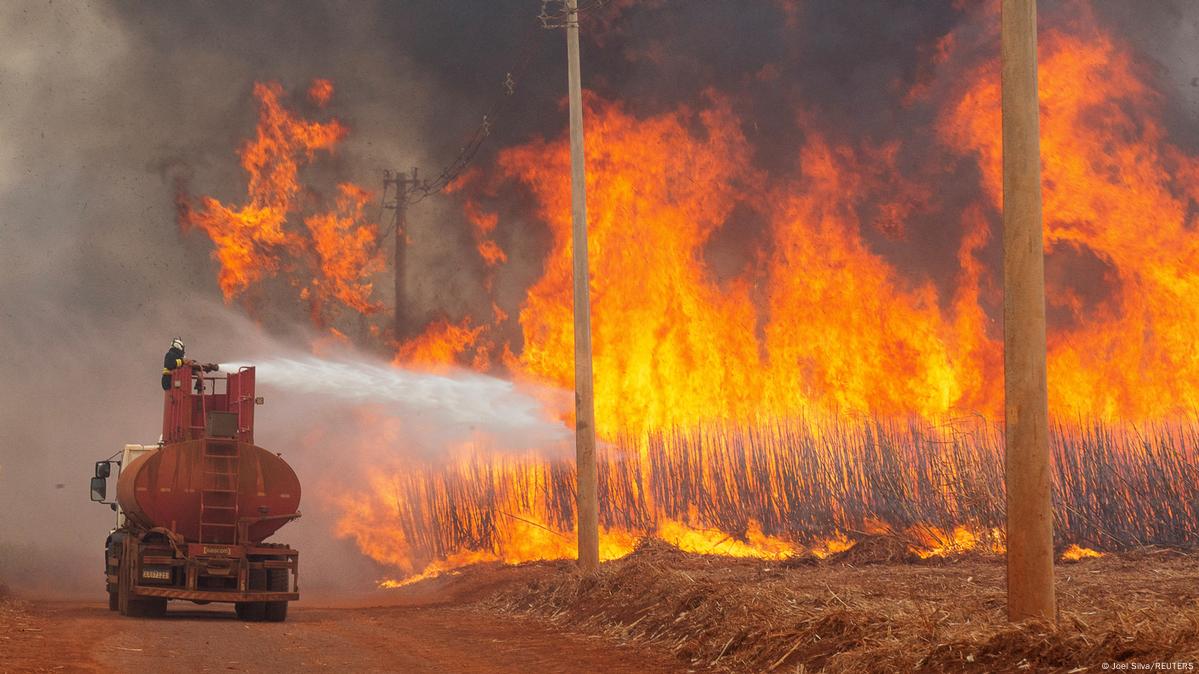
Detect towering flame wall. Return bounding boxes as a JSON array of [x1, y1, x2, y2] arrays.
[[179, 3, 1199, 577]]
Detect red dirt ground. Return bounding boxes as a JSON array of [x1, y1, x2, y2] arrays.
[[0, 565, 684, 674], [2, 546, 1197, 673]]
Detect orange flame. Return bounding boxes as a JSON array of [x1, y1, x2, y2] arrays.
[[499, 95, 996, 436], [303, 183, 383, 321], [394, 317, 488, 371], [464, 200, 507, 268], [308, 78, 334, 107], [808, 533, 855, 560], [1060, 544, 1103, 561], [940, 8, 1199, 418], [656, 519, 795, 560], [181, 80, 381, 326], [909, 526, 1005, 559]]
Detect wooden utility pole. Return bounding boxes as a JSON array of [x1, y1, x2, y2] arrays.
[[565, 0, 600, 573], [1001, 0, 1056, 622], [384, 169, 419, 341]]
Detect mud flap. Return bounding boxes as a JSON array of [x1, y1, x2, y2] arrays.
[[117, 537, 133, 616]]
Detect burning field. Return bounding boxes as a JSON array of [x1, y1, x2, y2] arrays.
[[337, 419, 1199, 581], [161, 0, 1199, 590]]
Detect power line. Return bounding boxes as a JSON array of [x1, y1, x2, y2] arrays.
[[397, 14, 542, 205], [385, 0, 615, 211], [538, 0, 609, 28]]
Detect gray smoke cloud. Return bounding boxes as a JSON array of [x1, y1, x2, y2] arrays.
[[1091, 0, 1199, 152]]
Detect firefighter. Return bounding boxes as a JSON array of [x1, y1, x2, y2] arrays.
[[162, 337, 193, 390]]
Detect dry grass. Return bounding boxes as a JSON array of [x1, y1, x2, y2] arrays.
[[481, 541, 1199, 673], [368, 418, 1199, 572]]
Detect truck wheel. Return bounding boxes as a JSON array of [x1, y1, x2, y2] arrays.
[[124, 598, 144, 617], [235, 602, 265, 621], [263, 601, 288, 622], [125, 597, 167, 618], [235, 566, 269, 621], [266, 568, 289, 592], [248, 568, 267, 591], [143, 597, 167, 617], [263, 567, 289, 622]]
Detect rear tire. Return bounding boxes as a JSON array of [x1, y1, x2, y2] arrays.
[[236, 568, 269, 621], [264, 568, 289, 622], [125, 597, 167, 618], [263, 601, 288, 622], [266, 567, 289, 592], [248, 568, 267, 590], [235, 602, 265, 621], [139, 597, 167, 618]]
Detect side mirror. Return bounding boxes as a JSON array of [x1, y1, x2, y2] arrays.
[[90, 477, 107, 502], [95, 461, 111, 479]]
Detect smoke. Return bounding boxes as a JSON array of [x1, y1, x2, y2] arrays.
[[1089, 0, 1199, 152]]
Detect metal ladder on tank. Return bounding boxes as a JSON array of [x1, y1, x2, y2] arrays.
[[199, 440, 241, 544]]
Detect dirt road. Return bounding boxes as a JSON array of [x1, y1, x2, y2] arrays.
[[6, 547, 1199, 673], [0, 599, 687, 673]]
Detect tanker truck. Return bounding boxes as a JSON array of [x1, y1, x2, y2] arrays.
[[89, 364, 301, 621]]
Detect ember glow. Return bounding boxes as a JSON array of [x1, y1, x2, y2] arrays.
[[1060, 544, 1103, 562], [182, 6, 1199, 581]]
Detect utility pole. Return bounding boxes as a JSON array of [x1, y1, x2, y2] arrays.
[[1001, 0, 1056, 622], [565, 0, 600, 574], [383, 169, 420, 342]]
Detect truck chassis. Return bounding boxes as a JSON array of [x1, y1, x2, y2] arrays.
[[106, 526, 299, 620]]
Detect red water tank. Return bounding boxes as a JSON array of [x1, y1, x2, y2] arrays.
[[116, 439, 301, 544]]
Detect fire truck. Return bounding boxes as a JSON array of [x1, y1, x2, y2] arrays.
[[90, 365, 301, 620]]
